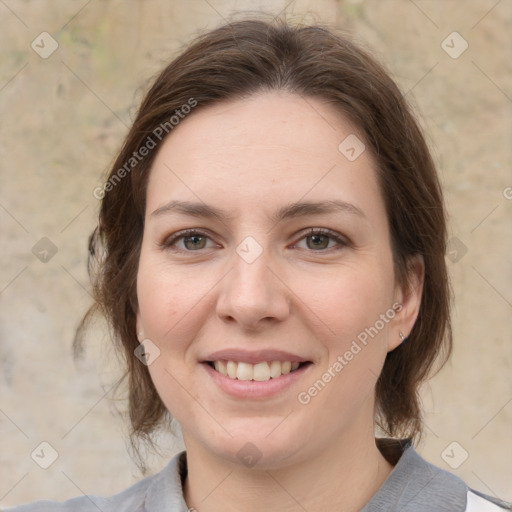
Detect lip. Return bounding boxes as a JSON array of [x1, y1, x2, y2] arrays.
[[202, 348, 308, 364], [200, 360, 313, 399]]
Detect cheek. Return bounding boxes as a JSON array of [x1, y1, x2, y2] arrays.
[[297, 263, 395, 339], [298, 272, 393, 423], [136, 255, 211, 343], [137, 259, 210, 417], [293, 262, 395, 404]]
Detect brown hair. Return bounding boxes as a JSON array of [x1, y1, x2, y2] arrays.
[[81, 18, 451, 458]]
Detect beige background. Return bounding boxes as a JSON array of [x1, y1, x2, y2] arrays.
[[1, 0, 511, 507]]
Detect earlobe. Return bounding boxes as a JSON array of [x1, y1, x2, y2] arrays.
[[136, 313, 144, 341], [389, 255, 425, 352]]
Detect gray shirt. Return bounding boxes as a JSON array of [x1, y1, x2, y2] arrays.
[[4, 440, 511, 511]]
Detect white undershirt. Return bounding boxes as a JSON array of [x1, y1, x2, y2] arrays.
[[466, 491, 509, 511]]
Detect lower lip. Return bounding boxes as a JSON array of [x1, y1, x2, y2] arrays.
[[201, 363, 312, 399]]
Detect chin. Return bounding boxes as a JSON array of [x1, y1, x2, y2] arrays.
[[197, 418, 313, 471]]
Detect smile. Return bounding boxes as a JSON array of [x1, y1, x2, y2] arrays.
[[207, 360, 306, 381]]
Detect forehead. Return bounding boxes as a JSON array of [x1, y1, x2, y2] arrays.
[[145, 91, 384, 222]]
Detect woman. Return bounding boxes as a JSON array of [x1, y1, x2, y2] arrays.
[[7, 18, 511, 512]]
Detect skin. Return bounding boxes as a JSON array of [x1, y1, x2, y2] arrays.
[[136, 91, 424, 512]]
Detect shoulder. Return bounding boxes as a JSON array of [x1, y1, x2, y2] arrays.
[[362, 439, 512, 512], [1, 451, 189, 512], [1, 477, 151, 512]]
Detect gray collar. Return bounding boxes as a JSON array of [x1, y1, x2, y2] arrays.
[[144, 440, 468, 511], [360, 439, 468, 511]]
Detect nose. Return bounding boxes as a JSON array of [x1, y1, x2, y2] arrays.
[[215, 246, 291, 331]]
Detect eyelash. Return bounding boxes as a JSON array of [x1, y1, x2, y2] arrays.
[[160, 229, 217, 252], [160, 227, 349, 253]]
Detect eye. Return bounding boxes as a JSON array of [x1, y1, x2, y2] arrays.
[[293, 228, 348, 251], [161, 229, 218, 251]]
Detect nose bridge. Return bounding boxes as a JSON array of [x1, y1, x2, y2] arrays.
[[216, 238, 289, 328]]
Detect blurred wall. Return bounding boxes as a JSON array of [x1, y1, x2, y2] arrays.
[[1, 0, 511, 506]]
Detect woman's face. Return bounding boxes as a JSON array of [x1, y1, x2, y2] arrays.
[[136, 91, 421, 468]]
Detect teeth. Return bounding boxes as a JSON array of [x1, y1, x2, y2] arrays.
[[269, 360, 282, 378], [226, 360, 237, 379], [211, 360, 303, 381], [214, 360, 227, 375], [236, 362, 253, 381], [253, 362, 270, 381]]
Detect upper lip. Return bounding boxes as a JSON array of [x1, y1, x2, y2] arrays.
[[202, 349, 309, 364]]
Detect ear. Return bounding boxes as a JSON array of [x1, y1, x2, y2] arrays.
[[388, 254, 424, 352]]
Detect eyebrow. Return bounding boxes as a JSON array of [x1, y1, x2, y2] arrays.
[[150, 199, 366, 223], [150, 200, 233, 221], [272, 200, 365, 223]]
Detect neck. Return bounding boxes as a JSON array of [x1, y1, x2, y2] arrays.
[[183, 430, 394, 512]]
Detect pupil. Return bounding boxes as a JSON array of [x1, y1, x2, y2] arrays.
[[308, 235, 328, 250], [185, 235, 205, 250]]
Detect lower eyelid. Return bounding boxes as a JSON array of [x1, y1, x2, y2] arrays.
[[293, 238, 345, 251]]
